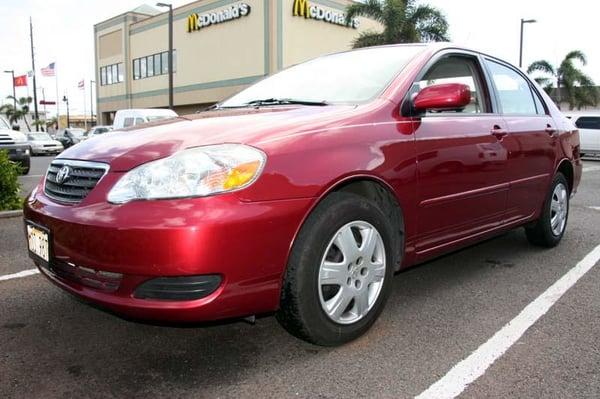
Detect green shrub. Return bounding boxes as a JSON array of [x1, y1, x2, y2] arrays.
[[0, 150, 23, 211]]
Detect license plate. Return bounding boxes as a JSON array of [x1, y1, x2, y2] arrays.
[[26, 223, 50, 263]]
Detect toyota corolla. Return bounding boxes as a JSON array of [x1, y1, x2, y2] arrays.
[[24, 44, 581, 346]]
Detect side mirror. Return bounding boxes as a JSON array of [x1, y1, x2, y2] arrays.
[[413, 83, 471, 112]]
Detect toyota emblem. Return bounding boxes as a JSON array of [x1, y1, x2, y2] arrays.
[[55, 165, 71, 185]]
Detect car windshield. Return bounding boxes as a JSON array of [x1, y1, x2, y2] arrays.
[[0, 117, 10, 130], [220, 45, 425, 108], [69, 129, 85, 137], [28, 133, 52, 141]]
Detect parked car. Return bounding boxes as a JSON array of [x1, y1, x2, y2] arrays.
[[55, 128, 86, 149], [0, 116, 30, 174], [565, 113, 600, 157], [85, 125, 112, 139], [112, 109, 178, 129], [27, 132, 64, 155], [24, 44, 581, 346]]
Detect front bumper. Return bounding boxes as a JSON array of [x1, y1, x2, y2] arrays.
[[31, 145, 62, 154], [1, 143, 30, 163], [24, 182, 314, 323]]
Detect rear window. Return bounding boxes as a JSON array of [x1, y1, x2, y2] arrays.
[[574, 116, 600, 130]]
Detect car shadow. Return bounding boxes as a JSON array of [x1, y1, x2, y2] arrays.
[[0, 229, 566, 398]]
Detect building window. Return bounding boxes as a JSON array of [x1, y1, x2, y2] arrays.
[[133, 59, 140, 80], [99, 62, 124, 86], [154, 54, 161, 76], [140, 57, 147, 79], [147, 55, 154, 77], [133, 50, 176, 81], [161, 52, 168, 74]]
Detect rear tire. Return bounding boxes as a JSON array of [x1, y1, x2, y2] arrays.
[[525, 173, 569, 247], [276, 192, 397, 346]]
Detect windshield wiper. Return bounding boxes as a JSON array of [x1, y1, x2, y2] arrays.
[[243, 98, 329, 107]]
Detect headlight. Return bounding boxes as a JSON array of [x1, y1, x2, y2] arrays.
[[107, 144, 266, 204]]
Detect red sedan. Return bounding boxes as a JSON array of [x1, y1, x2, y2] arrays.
[[24, 44, 581, 346]]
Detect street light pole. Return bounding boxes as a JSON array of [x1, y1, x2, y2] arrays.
[[519, 18, 537, 68], [156, 2, 174, 110], [3, 70, 16, 109], [62, 95, 70, 128], [90, 80, 95, 126]]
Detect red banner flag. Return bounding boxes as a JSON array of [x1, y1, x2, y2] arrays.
[[14, 75, 28, 87]]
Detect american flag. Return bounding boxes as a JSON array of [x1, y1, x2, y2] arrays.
[[41, 62, 55, 77]]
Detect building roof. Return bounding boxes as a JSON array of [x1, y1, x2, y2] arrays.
[[131, 4, 161, 16]]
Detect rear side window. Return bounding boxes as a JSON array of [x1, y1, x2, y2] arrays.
[[135, 118, 145, 125], [416, 55, 489, 114], [485, 60, 537, 115], [123, 117, 134, 128], [575, 117, 600, 130]]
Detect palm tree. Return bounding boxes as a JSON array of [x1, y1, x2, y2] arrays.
[[0, 96, 33, 131], [345, 0, 449, 49], [527, 50, 599, 110]]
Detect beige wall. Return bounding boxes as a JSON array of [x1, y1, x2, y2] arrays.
[[127, 0, 266, 103], [98, 29, 123, 59], [95, 0, 382, 121], [281, 0, 382, 68]]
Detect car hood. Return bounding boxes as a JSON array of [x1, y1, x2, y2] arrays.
[[59, 105, 358, 171]]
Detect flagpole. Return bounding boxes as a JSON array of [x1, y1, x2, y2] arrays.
[[55, 65, 60, 129], [30, 17, 40, 131]]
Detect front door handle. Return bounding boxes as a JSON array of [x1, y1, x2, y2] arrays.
[[545, 124, 557, 135], [491, 125, 508, 140]]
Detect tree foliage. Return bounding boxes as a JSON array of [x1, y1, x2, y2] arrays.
[[0, 96, 33, 131], [527, 50, 599, 110], [0, 150, 23, 211], [345, 0, 449, 48]]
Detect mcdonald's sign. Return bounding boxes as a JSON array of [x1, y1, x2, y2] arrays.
[[292, 0, 359, 28], [187, 3, 251, 33]]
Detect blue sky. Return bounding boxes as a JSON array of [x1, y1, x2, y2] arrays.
[[0, 0, 598, 116]]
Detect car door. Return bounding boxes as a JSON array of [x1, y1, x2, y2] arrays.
[[574, 116, 600, 153], [483, 59, 557, 223], [411, 53, 510, 254]]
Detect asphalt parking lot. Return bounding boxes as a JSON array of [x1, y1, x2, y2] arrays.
[[2, 158, 600, 398], [18, 155, 55, 197]]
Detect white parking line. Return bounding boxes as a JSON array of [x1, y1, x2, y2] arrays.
[[583, 166, 600, 173], [588, 206, 600, 211], [415, 244, 600, 399], [0, 268, 40, 282]]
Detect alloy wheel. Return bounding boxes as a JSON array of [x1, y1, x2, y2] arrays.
[[550, 183, 568, 236], [318, 221, 386, 325]]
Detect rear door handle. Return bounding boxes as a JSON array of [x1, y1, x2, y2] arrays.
[[491, 125, 508, 140]]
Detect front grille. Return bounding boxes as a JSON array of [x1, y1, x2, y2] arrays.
[[44, 159, 109, 204], [0, 134, 15, 145], [44, 259, 122, 293]]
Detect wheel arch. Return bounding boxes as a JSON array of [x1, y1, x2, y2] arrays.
[[556, 158, 574, 194], [289, 174, 406, 273]]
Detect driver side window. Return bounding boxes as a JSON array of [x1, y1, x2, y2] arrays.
[[416, 55, 489, 114]]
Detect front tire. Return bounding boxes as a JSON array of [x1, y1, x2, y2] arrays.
[[276, 192, 397, 346], [525, 173, 569, 247]]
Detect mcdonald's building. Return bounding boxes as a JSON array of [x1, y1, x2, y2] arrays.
[[94, 0, 380, 124]]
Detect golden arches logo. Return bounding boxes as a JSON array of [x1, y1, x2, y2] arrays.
[[293, 0, 310, 18], [187, 13, 199, 32]]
